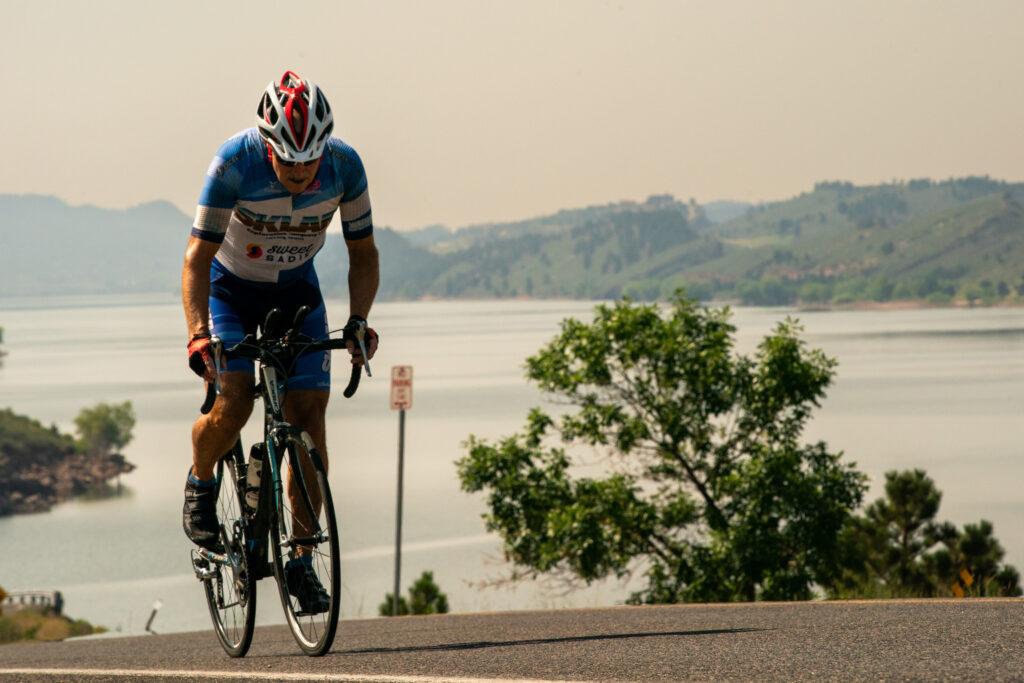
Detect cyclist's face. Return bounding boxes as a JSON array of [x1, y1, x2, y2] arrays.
[[270, 151, 321, 194]]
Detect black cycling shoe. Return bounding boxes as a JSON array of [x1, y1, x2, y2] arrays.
[[183, 468, 222, 552], [285, 558, 330, 614]]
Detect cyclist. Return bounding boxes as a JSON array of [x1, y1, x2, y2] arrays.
[[181, 71, 379, 613]]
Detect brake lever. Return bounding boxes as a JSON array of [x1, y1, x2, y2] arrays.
[[211, 336, 224, 396], [355, 325, 372, 378]]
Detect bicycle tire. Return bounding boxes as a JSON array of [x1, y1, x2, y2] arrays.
[[202, 448, 256, 657], [269, 431, 341, 656]]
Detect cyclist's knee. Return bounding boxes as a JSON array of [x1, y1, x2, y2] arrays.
[[208, 373, 254, 433]]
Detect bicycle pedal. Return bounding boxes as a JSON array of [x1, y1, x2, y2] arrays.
[[191, 551, 217, 581]]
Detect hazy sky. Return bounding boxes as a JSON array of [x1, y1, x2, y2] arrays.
[[4, 1, 1022, 230]]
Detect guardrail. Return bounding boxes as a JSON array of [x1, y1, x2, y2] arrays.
[[1, 590, 63, 616]]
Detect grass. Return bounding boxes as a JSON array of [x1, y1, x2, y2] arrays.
[[0, 610, 105, 644]]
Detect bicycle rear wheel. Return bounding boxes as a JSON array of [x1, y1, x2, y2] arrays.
[[270, 430, 341, 656], [201, 446, 256, 657]]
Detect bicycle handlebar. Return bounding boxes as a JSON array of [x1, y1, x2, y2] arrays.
[[199, 307, 367, 414]]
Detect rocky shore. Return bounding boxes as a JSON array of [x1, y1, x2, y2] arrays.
[[0, 409, 135, 516]]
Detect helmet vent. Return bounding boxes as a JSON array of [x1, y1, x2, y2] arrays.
[[314, 98, 325, 120], [317, 122, 333, 144], [279, 123, 296, 150], [258, 128, 279, 145]]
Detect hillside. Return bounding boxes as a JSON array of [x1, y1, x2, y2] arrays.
[[0, 195, 188, 296], [2, 177, 1022, 306], [687, 178, 1024, 305]]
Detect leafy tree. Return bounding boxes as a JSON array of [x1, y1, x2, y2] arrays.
[[457, 293, 865, 603], [74, 401, 135, 457], [379, 571, 450, 616]]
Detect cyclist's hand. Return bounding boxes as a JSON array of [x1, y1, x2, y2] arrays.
[[187, 334, 217, 381], [343, 315, 379, 367]]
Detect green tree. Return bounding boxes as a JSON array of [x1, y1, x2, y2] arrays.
[[457, 293, 865, 603], [379, 571, 450, 616], [842, 470, 942, 595], [838, 470, 1021, 598], [74, 401, 135, 457]]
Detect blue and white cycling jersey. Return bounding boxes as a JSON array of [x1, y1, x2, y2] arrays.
[[191, 127, 372, 286]]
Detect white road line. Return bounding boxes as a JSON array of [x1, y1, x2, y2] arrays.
[[0, 669, 591, 683]]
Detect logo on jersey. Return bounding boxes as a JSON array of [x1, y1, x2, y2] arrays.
[[235, 207, 335, 235], [246, 244, 264, 259], [263, 244, 317, 264]]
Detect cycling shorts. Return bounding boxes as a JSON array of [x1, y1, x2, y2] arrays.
[[208, 261, 331, 391]]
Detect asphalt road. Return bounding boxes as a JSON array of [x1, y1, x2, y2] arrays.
[[1, 599, 1022, 682]]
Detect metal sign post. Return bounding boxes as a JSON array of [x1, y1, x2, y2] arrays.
[[390, 365, 413, 616]]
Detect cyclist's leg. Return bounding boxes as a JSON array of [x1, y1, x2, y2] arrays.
[[282, 299, 331, 549], [191, 371, 255, 479], [283, 388, 329, 543], [191, 292, 258, 480]]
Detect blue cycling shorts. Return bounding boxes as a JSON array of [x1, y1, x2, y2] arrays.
[[208, 261, 332, 391]]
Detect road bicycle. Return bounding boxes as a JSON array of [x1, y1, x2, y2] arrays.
[[190, 306, 370, 657]]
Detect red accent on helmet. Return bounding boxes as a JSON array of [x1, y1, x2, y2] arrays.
[[278, 70, 310, 149]]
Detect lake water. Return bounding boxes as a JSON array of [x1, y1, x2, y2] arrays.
[[0, 297, 1021, 635]]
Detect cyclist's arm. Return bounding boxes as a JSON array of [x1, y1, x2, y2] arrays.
[[182, 236, 221, 339], [346, 233, 379, 319], [185, 134, 244, 339], [337, 147, 377, 319]]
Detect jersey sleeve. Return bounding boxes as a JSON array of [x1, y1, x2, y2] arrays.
[[337, 148, 373, 241], [191, 137, 246, 243]]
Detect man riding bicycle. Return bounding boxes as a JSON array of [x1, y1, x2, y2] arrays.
[[181, 71, 379, 613]]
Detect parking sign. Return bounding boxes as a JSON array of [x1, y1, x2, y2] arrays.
[[390, 365, 413, 410]]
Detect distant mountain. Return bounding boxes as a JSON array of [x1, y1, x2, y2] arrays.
[[3, 178, 1022, 306], [0, 195, 189, 296]]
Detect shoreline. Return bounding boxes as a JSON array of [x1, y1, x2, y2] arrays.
[[2, 292, 1022, 314]]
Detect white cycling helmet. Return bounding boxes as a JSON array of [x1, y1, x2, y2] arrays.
[[256, 71, 334, 163]]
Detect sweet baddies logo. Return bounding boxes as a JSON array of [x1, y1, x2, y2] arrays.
[[246, 244, 264, 259], [263, 244, 316, 264]]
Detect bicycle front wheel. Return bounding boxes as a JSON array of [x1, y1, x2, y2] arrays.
[[202, 446, 256, 657], [270, 430, 341, 656]]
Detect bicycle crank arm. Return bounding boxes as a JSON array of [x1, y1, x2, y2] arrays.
[[196, 547, 230, 566]]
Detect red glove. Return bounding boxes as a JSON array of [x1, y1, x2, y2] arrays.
[[343, 316, 379, 366], [187, 334, 214, 379]]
